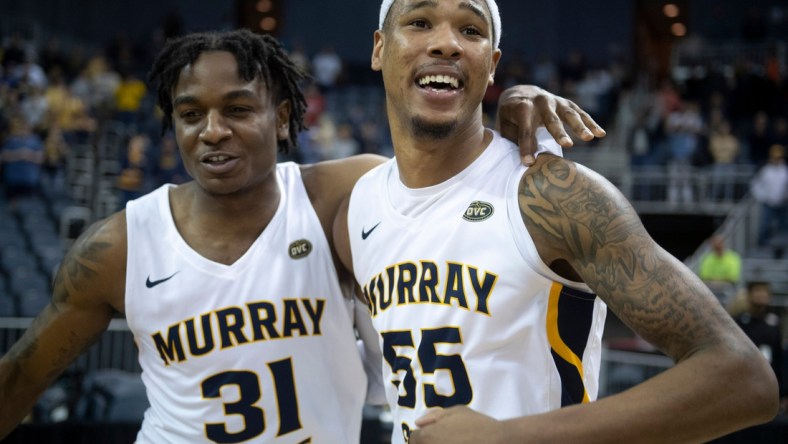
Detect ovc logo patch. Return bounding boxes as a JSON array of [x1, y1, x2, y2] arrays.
[[288, 239, 313, 259], [462, 201, 494, 222]]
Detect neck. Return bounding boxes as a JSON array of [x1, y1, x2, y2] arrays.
[[177, 175, 281, 234], [390, 114, 492, 188]]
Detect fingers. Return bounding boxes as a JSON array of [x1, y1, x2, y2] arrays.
[[539, 107, 573, 148], [563, 100, 606, 140], [415, 408, 445, 427], [533, 93, 574, 150], [515, 100, 538, 166]]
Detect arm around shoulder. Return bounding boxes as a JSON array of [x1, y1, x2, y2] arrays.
[[0, 212, 127, 439], [302, 153, 386, 241]]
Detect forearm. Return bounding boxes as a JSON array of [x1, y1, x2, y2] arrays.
[[503, 345, 778, 443], [0, 358, 54, 439]]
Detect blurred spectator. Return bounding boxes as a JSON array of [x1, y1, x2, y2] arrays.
[[113, 69, 147, 126], [574, 69, 615, 128], [665, 100, 704, 203], [0, 116, 44, 204], [153, 132, 187, 186], [303, 82, 325, 128], [698, 234, 742, 288], [707, 119, 741, 200], [311, 45, 343, 93], [116, 134, 149, 205], [627, 108, 657, 168], [19, 85, 49, 132], [9, 51, 48, 91], [45, 72, 97, 144], [729, 282, 785, 411], [71, 56, 120, 120], [42, 123, 69, 188], [655, 78, 682, 121], [532, 54, 558, 91], [499, 50, 530, 89], [772, 116, 788, 147], [358, 120, 389, 156], [751, 144, 788, 246], [327, 122, 360, 160], [747, 111, 773, 167], [287, 40, 311, 75]]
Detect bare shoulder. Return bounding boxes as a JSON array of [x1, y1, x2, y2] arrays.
[[301, 154, 387, 200], [517, 154, 636, 262], [53, 210, 127, 313], [517, 155, 736, 359], [301, 154, 387, 227]]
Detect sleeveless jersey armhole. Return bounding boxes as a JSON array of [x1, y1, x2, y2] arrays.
[[505, 166, 593, 292]]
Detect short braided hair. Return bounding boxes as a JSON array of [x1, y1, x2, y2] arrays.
[[148, 28, 307, 153]]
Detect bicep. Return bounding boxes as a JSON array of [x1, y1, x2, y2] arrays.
[[518, 157, 737, 360]]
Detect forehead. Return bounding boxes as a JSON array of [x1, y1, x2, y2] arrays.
[[178, 51, 241, 85], [174, 50, 263, 96], [391, 0, 490, 20]]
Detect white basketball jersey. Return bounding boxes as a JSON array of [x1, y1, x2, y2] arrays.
[[348, 131, 607, 444], [126, 162, 366, 443]]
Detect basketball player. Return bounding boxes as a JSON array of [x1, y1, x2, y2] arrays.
[[335, 1, 779, 443], [0, 29, 604, 442]]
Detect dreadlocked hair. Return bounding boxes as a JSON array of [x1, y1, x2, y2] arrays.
[[147, 28, 308, 153]]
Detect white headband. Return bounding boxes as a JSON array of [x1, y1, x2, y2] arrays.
[[379, 0, 501, 49]]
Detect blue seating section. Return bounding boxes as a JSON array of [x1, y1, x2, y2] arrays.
[[0, 194, 66, 317]]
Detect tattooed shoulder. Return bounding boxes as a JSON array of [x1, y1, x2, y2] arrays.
[[518, 156, 630, 237], [517, 155, 645, 274], [52, 214, 126, 305]]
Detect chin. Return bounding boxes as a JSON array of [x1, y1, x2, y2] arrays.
[[411, 116, 457, 140]]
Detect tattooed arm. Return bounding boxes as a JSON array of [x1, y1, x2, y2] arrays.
[[411, 155, 778, 444], [0, 213, 126, 438], [511, 155, 777, 441]]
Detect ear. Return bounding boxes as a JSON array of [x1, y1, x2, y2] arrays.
[[488, 48, 502, 85], [371, 30, 384, 72], [276, 99, 292, 141]]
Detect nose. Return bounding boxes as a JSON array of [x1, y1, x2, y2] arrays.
[[199, 110, 232, 144], [427, 24, 463, 59]]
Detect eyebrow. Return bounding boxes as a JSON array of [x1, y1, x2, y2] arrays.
[[402, 0, 488, 25], [459, 1, 488, 23], [172, 89, 259, 108]]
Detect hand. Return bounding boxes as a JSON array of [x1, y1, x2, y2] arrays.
[[496, 85, 606, 165], [409, 406, 510, 444]]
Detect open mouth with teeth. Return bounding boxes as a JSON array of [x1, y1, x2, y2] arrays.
[[203, 154, 233, 164], [417, 74, 462, 91]]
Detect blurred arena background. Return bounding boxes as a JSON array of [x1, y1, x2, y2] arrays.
[[0, 0, 786, 442]]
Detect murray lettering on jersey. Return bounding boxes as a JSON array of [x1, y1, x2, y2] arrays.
[[362, 261, 498, 317], [151, 298, 326, 366]]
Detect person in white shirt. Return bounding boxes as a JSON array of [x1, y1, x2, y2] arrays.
[[751, 143, 788, 246], [334, 1, 778, 443]]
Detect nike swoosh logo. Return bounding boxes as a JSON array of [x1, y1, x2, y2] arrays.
[[146, 272, 179, 288], [361, 222, 381, 240]]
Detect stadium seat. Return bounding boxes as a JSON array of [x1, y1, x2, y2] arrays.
[[0, 293, 17, 317], [74, 369, 149, 423], [17, 287, 51, 317], [0, 245, 39, 273]]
